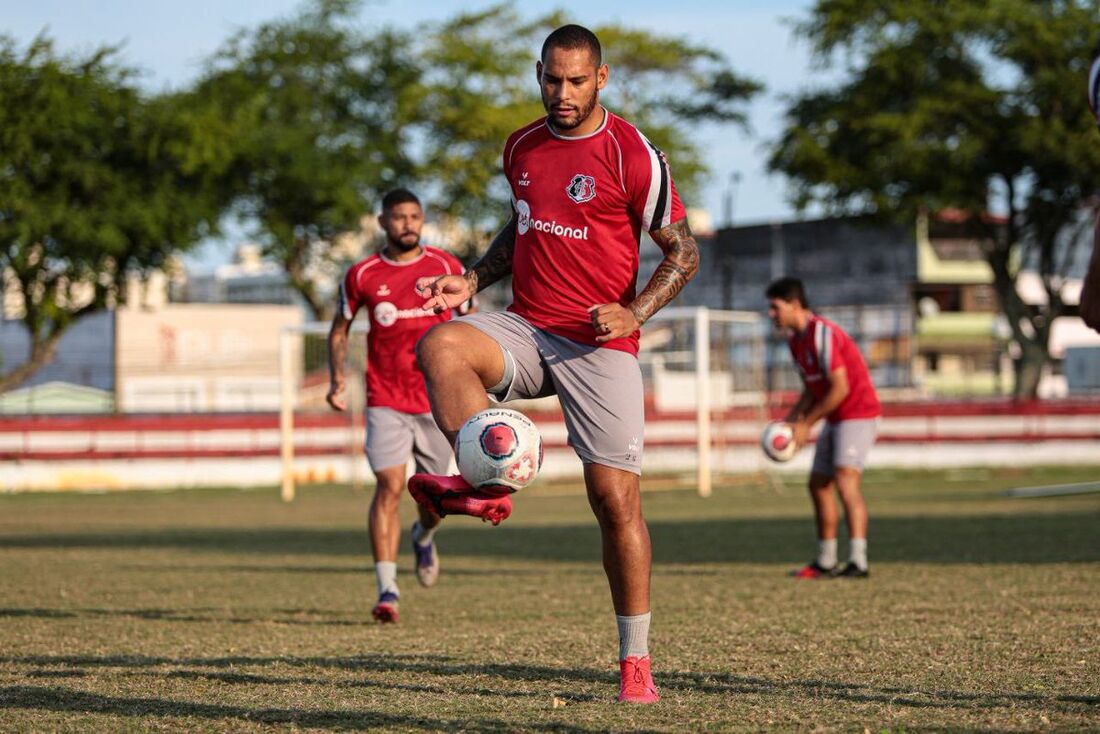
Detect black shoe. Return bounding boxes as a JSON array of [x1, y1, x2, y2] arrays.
[[836, 562, 869, 578], [790, 561, 838, 579]]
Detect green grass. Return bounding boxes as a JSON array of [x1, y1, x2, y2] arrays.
[[1, 466, 1098, 732]]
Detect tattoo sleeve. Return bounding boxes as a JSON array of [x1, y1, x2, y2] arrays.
[[629, 218, 700, 325], [466, 214, 518, 294]]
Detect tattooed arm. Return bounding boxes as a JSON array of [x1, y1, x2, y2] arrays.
[[418, 213, 518, 313], [465, 213, 518, 295], [589, 218, 700, 342]]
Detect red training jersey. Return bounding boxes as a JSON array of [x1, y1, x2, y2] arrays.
[[788, 314, 881, 423], [340, 247, 466, 414], [502, 108, 687, 355]]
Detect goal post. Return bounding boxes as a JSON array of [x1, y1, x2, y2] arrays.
[[279, 320, 369, 502], [642, 306, 775, 497]]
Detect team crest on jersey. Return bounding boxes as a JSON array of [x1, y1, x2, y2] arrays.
[[566, 173, 597, 203], [376, 284, 390, 296]]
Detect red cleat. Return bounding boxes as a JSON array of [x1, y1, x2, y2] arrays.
[[371, 592, 399, 624], [407, 474, 513, 526], [617, 655, 660, 704], [790, 561, 838, 579]]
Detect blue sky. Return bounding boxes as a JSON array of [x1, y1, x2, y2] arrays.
[[4, 0, 822, 267]]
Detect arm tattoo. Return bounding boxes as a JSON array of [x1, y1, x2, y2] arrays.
[[629, 218, 700, 325], [466, 214, 518, 294]]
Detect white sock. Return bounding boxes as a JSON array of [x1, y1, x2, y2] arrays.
[[616, 612, 651, 660], [413, 521, 438, 547], [849, 538, 868, 571], [817, 538, 838, 569], [375, 561, 398, 597]]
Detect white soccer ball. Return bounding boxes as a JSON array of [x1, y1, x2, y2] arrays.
[[760, 421, 798, 463], [455, 408, 543, 492]]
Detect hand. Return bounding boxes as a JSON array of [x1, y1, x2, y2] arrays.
[[587, 303, 640, 343], [326, 380, 347, 411], [791, 421, 810, 448], [417, 274, 473, 314]]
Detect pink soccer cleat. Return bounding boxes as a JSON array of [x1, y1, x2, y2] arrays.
[[617, 655, 660, 704], [371, 592, 399, 624], [407, 474, 513, 526]]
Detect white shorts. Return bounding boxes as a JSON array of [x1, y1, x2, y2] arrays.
[[811, 418, 880, 476], [458, 310, 644, 475], [365, 407, 452, 475]]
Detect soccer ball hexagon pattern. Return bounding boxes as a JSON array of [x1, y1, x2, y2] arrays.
[[760, 421, 798, 463], [455, 408, 543, 492]]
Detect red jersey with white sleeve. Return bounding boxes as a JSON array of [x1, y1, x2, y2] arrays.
[[788, 314, 881, 423], [340, 247, 466, 414], [502, 108, 687, 355]]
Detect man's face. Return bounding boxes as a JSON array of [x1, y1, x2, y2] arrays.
[[767, 297, 799, 330], [378, 202, 423, 252], [536, 46, 607, 132]]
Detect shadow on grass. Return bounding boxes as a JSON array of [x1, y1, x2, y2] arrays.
[[0, 607, 363, 627], [1, 512, 1098, 563], [2, 653, 1096, 716], [0, 684, 609, 733]]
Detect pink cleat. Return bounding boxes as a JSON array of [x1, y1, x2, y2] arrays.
[[617, 655, 660, 704], [407, 474, 513, 526], [371, 592, 399, 624]]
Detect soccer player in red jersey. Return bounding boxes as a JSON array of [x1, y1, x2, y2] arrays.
[[410, 25, 699, 703], [327, 188, 470, 623], [766, 277, 881, 579]]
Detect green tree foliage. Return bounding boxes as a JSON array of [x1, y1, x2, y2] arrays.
[[195, 0, 422, 319], [0, 35, 232, 391], [415, 4, 762, 252], [770, 0, 1100, 397]]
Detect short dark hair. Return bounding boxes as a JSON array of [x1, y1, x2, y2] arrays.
[[541, 24, 602, 66], [381, 188, 421, 212], [765, 277, 809, 308]]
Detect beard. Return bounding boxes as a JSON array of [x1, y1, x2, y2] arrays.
[[544, 89, 599, 132], [387, 232, 420, 252]]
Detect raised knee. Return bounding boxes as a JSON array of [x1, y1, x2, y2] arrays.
[[416, 323, 462, 369]]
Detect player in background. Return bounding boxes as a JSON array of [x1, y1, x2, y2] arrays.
[[1080, 53, 1100, 334], [327, 188, 470, 623], [766, 277, 881, 579], [410, 25, 699, 703]]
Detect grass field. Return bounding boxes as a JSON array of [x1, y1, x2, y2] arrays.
[[1, 466, 1098, 732]]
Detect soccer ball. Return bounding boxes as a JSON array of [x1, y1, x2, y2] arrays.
[[760, 421, 798, 463], [455, 408, 543, 492]]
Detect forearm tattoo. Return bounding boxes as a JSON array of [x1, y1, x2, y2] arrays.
[[630, 219, 700, 325], [467, 216, 518, 294]]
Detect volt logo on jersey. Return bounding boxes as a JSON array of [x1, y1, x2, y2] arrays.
[[566, 173, 596, 203], [376, 284, 390, 296]]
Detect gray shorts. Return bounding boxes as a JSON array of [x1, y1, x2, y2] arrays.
[[811, 418, 880, 476], [459, 311, 644, 474], [365, 407, 453, 475]]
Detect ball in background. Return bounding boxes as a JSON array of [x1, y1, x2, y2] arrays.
[[761, 421, 798, 463]]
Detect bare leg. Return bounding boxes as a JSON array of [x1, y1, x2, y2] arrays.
[[416, 322, 506, 444], [808, 471, 839, 540], [369, 465, 407, 562], [834, 466, 868, 539], [585, 463, 651, 615]]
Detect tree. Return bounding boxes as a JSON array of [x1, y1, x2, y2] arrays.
[[0, 35, 232, 391], [415, 4, 762, 252], [196, 0, 422, 319], [769, 0, 1100, 397]]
